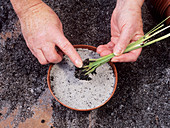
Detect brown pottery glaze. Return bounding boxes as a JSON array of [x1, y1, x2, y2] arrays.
[[151, 0, 170, 25]]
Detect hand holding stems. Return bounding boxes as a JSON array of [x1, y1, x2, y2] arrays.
[[83, 16, 170, 75], [97, 0, 144, 62], [10, 0, 83, 67]]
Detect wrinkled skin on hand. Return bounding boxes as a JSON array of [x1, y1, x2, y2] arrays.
[[97, 0, 144, 62], [18, 2, 82, 67]]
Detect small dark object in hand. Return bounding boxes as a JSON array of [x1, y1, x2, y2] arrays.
[[74, 59, 96, 81]]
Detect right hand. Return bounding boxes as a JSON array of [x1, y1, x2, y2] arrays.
[[18, 1, 82, 67], [97, 0, 144, 62]]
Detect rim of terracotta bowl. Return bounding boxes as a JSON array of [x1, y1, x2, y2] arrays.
[[151, 0, 170, 16], [164, 6, 170, 25], [47, 45, 118, 111]]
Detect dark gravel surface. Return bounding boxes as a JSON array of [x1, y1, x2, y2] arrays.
[[0, 0, 169, 128]]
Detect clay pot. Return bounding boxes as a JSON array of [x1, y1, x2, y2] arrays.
[[47, 45, 118, 111], [150, 0, 170, 25]]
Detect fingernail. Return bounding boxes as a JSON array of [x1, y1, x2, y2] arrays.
[[111, 58, 119, 62], [75, 59, 83, 68], [114, 48, 124, 56]]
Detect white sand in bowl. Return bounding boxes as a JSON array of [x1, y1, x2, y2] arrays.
[[50, 48, 116, 110]]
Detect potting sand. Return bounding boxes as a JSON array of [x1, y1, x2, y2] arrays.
[[50, 48, 116, 110]]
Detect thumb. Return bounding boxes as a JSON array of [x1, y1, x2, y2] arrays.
[[54, 32, 83, 68], [113, 28, 132, 56]]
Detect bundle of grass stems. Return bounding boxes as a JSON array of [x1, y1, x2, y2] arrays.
[[82, 16, 170, 75]]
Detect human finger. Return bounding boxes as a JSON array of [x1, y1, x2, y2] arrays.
[[100, 50, 113, 57], [41, 42, 63, 63], [113, 27, 133, 56], [97, 42, 114, 54], [111, 48, 142, 62], [31, 48, 48, 65], [54, 33, 82, 68]]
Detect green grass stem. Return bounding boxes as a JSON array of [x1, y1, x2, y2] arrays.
[[82, 17, 170, 75]]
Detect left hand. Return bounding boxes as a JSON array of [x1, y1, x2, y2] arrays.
[[97, 0, 144, 62]]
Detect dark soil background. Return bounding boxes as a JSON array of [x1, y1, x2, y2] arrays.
[[0, 0, 169, 128]]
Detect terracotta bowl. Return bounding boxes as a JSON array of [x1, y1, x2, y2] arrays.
[[47, 45, 118, 111]]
